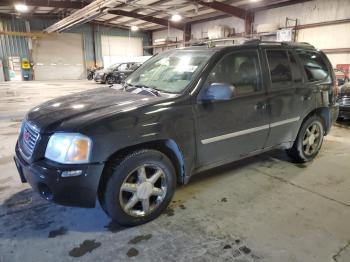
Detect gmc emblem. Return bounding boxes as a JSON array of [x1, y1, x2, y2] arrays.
[[23, 130, 30, 142]]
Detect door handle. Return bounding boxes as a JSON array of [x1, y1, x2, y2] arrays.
[[301, 95, 311, 101], [254, 102, 267, 111]]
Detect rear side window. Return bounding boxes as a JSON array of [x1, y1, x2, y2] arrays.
[[266, 50, 293, 86], [296, 50, 329, 82]]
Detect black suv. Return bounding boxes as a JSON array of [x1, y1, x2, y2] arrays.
[[14, 41, 339, 226]]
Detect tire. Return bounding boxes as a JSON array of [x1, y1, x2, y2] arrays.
[[106, 75, 116, 85], [287, 116, 325, 163], [103, 149, 176, 226]]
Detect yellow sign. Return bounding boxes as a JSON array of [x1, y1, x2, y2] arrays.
[[21, 59, 31, 69]]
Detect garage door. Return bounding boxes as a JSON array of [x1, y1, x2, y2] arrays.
[[101, 35, 143, 59], [32, 33, 85, 80]]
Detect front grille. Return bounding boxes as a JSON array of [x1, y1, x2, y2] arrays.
[[20, 122, 40, 158]]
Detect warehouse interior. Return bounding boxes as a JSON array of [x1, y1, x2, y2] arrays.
[[0, 0, 350, 261]]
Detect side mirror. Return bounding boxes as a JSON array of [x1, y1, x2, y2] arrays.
[[201, 83, 235, 101]]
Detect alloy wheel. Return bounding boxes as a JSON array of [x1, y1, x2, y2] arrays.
[[107, 76, 115, 84], [302, 122, 322, 156], [119, 165, 167, 217]]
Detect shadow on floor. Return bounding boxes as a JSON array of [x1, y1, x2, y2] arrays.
[[0, 187, 124, 239], [0, 149, 296, 239], [189, 149, 294, 185]]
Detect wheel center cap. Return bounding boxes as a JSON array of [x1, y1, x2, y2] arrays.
[[308, 134, 315, 145], [137, 182, 153, 199]]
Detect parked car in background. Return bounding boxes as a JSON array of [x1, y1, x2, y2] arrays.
[[337, 78, 350, 120], [334, 68, 347, 87], [94, 62, 142, 84], [14, 41, 339, 226], [87, 66, 103, 80]]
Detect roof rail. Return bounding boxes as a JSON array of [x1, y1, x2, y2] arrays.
[[243, 39, 282, 46], [281, 41, 316, 48], [243, 39, 315, 48]]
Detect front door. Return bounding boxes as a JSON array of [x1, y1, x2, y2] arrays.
[[194, 49, 270, 168]]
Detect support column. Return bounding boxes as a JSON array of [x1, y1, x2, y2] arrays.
[[245, 12, 254, 36], [183, 23, 191, 46]]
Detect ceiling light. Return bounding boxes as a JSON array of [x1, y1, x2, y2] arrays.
[[131, 25, 139, 32], [14, 3, 28, 12], [171, 14, 182, 22]]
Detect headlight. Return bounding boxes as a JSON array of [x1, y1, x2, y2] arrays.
[[45, 133, 92, 164], [19, 121, 24, 135]]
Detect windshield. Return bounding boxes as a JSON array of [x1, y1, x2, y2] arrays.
[[108, 63, 121, 70], [126, 50, 212, 94]]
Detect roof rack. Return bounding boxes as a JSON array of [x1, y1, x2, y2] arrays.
[[243, 39, 282, 46], [243, 39, 315, 48]]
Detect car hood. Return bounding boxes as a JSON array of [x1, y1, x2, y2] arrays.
[[26, 87, 165, 132]]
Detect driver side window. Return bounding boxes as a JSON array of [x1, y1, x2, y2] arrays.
[[206, 51, 262, 96]]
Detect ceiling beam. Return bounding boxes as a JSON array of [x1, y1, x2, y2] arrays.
[[31, 6, 39, 13], [192, 0, 251, 20], [0, 0, 88, 9], [90, 21, 136, 31], [108, 10, 184, 30], [251, 0, 313, 12]]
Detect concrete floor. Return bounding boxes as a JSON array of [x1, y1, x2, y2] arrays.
[[0, 80, 350, 262]]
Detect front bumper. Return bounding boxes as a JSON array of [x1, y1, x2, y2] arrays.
[[94, 74, 106, 83], [14, 144, 105, 208]]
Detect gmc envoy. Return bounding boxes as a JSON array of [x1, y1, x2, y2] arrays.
[[14, 41, 339, 225]]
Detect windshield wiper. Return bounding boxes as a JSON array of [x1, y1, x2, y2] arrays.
[[126, 84, 160, 97]]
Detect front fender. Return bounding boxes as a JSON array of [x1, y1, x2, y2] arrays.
[[83, 102, 196, 182]]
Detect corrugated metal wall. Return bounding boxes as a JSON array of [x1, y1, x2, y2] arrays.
[[0, 17, 30, 80], [0, 16, 151, 78], [0, 18, 29, 60]]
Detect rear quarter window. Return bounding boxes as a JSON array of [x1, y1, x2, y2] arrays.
[[296, 50, 330, 82]]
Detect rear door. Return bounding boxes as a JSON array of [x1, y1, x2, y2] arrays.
[[263, 48, 315, 148]]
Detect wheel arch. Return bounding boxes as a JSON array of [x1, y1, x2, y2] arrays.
[[97, 139, 185, 205], [302, 107, 331, 135]]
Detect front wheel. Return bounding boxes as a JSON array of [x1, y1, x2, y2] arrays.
[[103, 150, 176, 226], [287, 116, 324, 163], [106, 75, 116, 85]]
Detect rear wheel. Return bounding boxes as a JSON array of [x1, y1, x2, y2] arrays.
[[287, 116, 324, 163], [103, 150, 176, 226]]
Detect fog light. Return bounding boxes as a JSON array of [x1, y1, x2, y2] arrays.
[[61, 170, 83, 177]]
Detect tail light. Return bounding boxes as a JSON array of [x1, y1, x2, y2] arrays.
[[331, 70, 338, 101], [333, 79, 338, 98]]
